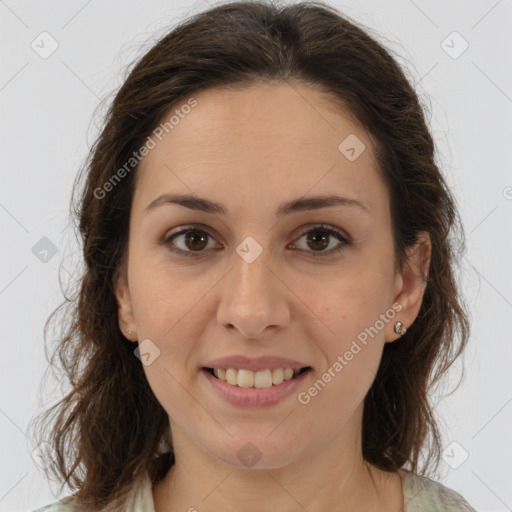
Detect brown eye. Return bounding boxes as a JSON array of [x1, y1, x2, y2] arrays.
[[305, 230, 330, 251], [164, 224, 350, 259], [291, 225, 350, 257], [164, 228, 217, 257], [182, 230, 209, 251]]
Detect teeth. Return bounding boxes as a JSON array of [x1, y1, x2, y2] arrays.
[[272, 368, 284, 384], [213, 368, 226, 380], [210, 367, 305, 388]]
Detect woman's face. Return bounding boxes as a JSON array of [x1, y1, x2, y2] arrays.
[[115, 82, 429, 469]]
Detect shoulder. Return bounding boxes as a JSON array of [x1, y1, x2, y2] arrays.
[[399, 469, 478, 512], [30, 470, 156, 512], [30, 498, 77, 512]]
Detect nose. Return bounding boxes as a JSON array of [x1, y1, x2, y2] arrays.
[[216, 246, 290, 340]]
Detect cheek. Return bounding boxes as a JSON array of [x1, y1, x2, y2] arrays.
[[127, 258, 217, 380], [130, 275, 204, 418], [298, 277, 390, 400], [299, 283, 386, 415], [303, 276, 389, 345], [128, 255, 208, 336]]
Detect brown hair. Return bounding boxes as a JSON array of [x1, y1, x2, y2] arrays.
[[29, 1, 470, 510]]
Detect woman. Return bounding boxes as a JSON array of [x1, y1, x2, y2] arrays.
[[29, 1, 477, 510]]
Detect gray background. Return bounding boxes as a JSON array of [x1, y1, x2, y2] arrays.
[[1, 1, 511, 511]]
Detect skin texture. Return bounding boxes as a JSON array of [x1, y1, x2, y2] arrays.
[[115, 82, 431, 512]]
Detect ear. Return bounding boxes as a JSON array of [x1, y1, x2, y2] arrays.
[[387, 231, 431, 342], [113, 257, 137, 342]]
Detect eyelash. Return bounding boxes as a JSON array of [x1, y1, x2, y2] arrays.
[[163, 223, 351, 258]]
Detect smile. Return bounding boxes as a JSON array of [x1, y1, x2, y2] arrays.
[[206, 367, 311, 388], [201, 366, 312, 407]]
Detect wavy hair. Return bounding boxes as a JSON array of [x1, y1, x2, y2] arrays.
[[29, 1, 470, 510]]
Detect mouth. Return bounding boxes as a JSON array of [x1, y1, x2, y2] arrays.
[[202, 366, 312, 388], [200, 365, 313, 407]]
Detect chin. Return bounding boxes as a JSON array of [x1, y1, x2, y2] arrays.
[[208, 435, 307, 470]]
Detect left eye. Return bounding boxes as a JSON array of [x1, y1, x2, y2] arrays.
[[163, 224, 350, 258], [291, 225, 350, 255]]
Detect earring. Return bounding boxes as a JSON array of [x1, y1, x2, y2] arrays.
[[126, 328, 133, 336], [394, 321, 407, 336]]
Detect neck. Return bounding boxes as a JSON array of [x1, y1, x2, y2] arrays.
[[152, 414, 403, 512]]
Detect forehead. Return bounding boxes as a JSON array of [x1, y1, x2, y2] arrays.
[[133, 82, 388, 217]]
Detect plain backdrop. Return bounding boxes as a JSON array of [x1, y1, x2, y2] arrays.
[[1, 1, 511, 511]]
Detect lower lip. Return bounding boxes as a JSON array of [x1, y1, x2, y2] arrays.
[[200, 368, 312, 407]]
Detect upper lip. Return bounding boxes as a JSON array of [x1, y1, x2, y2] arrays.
[[203, 355, 311, 372]]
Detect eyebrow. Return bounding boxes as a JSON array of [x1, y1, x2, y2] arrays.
[[144, 193, 370, 217]]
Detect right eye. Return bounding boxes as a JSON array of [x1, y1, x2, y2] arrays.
[[163, 227, 220, 257]]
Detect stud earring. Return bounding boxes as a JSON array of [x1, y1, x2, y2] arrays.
[[394, 321, 407, 336], [126, 328, 133, 336]]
